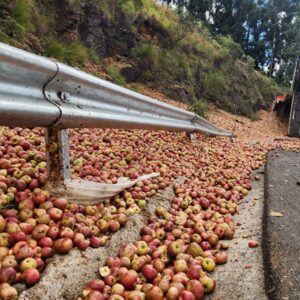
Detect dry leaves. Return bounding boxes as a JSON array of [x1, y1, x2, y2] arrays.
[[270, 211, 283, 217]]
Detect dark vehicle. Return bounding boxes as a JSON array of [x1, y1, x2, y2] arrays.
[[272, 59, 300, 137], [272, 94, 293, 122]]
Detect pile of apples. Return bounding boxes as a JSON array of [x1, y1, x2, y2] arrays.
[[0, 189, 130, 297], [78, 171, 248, 300], [0, 125, 299, 300], [0, 128, 133, 299]]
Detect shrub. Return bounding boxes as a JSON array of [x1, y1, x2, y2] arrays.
[[44, 39, 91, 65], [117, 0, 137, 17], [217, 35, 243, 60], [64, 41, 90, 65], [106, 65, 126, 86], [131, 43, 161, 70], [44, 39, 66, 61], [202, 72, 228, 100], [12, 0, 35, 33], [131, 43, 156, 59], [188, 99, 209, 118]]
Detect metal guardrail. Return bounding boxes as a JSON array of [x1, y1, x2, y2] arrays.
[[0, 42, 232, 200], [0, 42, 232, 136]]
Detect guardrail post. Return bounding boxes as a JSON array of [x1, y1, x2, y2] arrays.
[[45, 128, 70, 195], [186, 132, 195, 143]]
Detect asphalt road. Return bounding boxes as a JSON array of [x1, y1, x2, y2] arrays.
[[264, 149, 300, 300]]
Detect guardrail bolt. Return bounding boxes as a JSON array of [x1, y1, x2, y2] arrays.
[[58, 91, 70, 102]]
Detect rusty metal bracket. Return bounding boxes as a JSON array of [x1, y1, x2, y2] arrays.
[[45, 128, 70, 195]]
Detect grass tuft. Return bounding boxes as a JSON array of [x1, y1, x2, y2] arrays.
[[106, 65, 126, 86]]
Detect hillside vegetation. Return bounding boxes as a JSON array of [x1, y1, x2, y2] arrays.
[[0, 0, 282, 118]]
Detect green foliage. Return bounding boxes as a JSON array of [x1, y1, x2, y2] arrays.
[[44, 39, 91, 65], [131, 43, 156, 59], [131, 43, 161, 71], [256, 73, 282, 102], [217, 35, 243, 60], [44, 39, 65, 61], [116, 0, 180, 31], [202, 72, 228, 100], [162, 0, 299, 86], [0, 29, 13, 44], [188, 99, 209, 118], [106, 65, 126, 86], [117, 0, 137, 17], [0, 0, 283, 118], [12, 0, 35, 33], [67, 0, 82, 4]]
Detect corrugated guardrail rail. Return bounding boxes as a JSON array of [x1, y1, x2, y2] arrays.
[[0, 42, 232, 136]]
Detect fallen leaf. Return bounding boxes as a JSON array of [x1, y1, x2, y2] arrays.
[[270, 211, 283, 217]]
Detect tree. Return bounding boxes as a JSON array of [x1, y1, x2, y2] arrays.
[[161, 0, 300, 86]]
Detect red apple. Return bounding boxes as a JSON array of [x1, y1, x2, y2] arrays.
[[19, 222, 33, 235], [166, 286, 180, 300], [48, 208, 63, 222], [88, 279, 105, 292], [200, 276, 216, 294], [167, 241, 183, 257], [22, 268, 40, 286], [54, 198, 68, 210], [47, 226, 59, 239], [186, 280, 204, 300], [31, 224, 48, 240], [9, 231, 27, 244], [215, 252, 228, 264], [108, 220, 120, 233], [41, 247, 53, 258], [106, 257, 121, 268], [15, 244, 33, 260], [59, 227, 74, 240], [89, 237, 103, 248], [200, 241, 211, 251], [53, 238, 73, 254], [248, 241, 258, 248], [181, 290, 195, 300], [145, 286, 164, 300], [141, 264, 157, 282], [76, 239, 90, 251], [187, 265, 201, 280], [38, 236, 53, 248], [120, 270, 137, 290], [0, 267, 16, 284]]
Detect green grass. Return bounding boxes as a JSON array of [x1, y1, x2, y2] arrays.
[[44, 39, 95, 65], [106, 65, 126, 86], [12, 0, 35, 33]]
